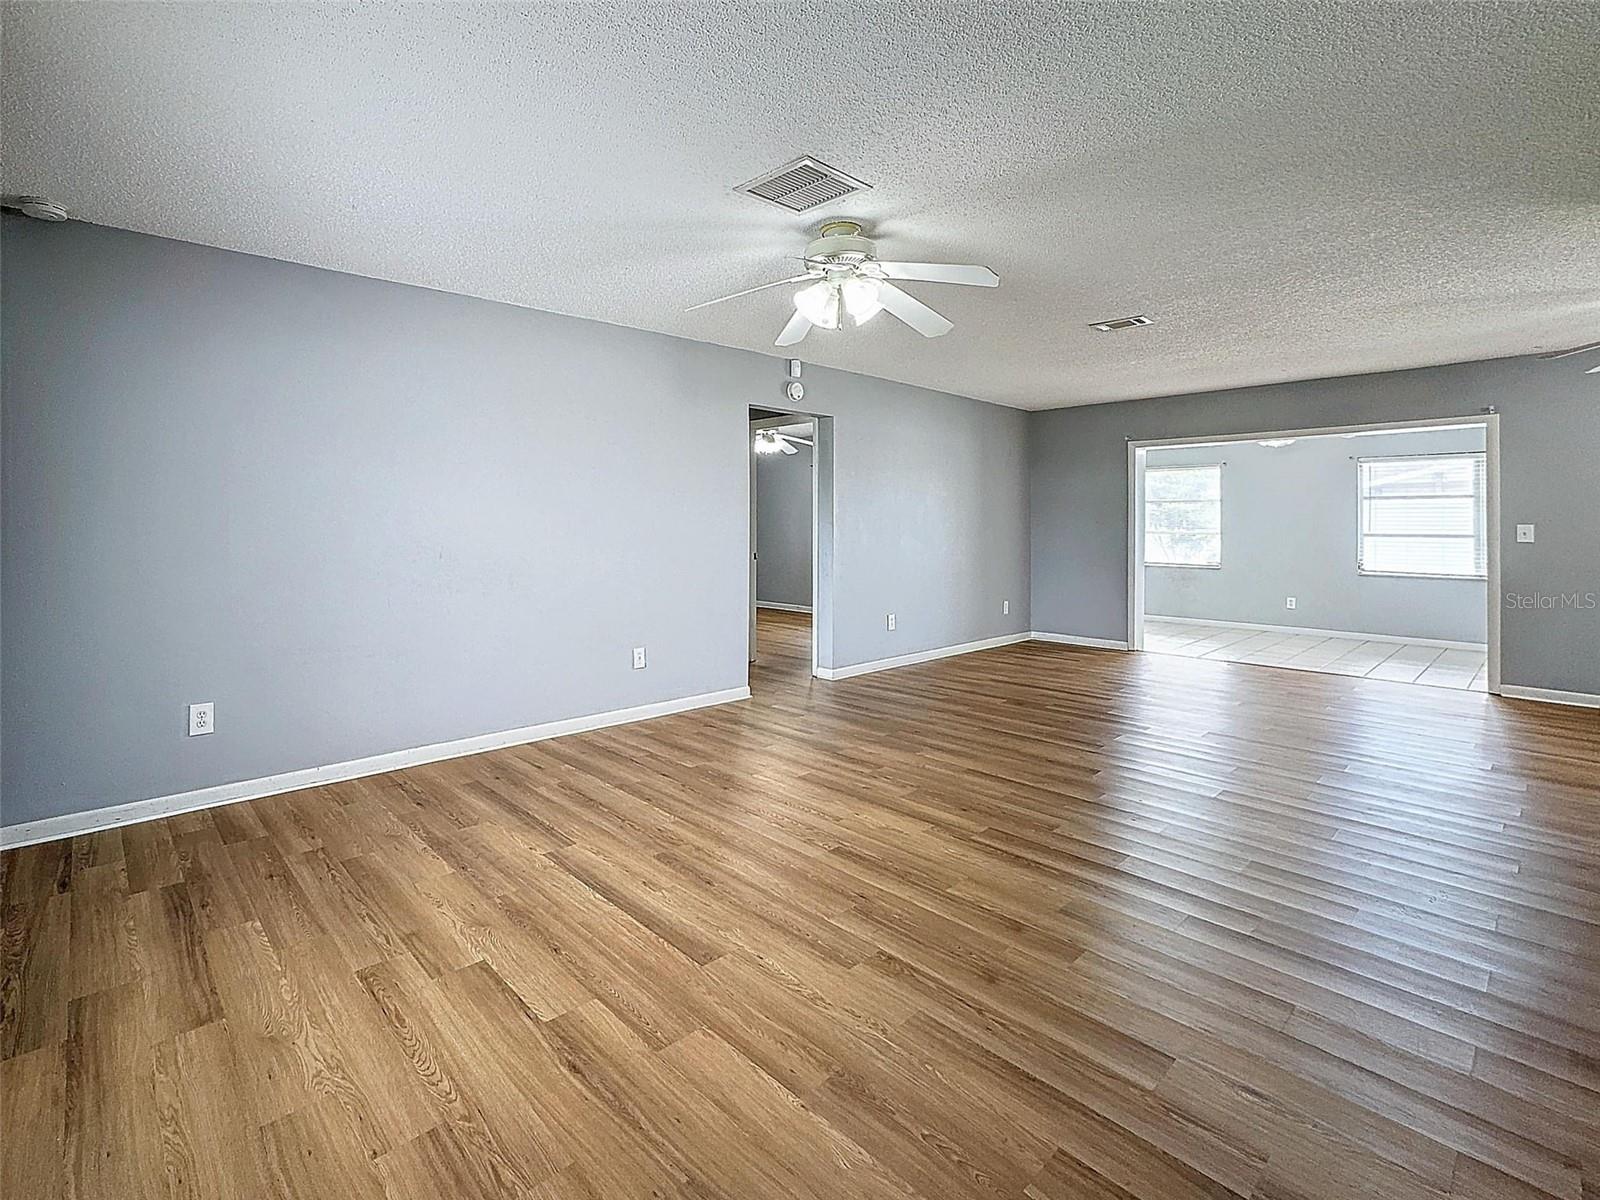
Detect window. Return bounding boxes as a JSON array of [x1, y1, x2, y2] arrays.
[[1144, 464, 1222, 567], [1358, 453, 1486, 578]]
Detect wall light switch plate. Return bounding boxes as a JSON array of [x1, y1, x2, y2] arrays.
[[1003, 600, 1010, 615], [632, 646, 647, 670], [886, 613, 896, 631], [787, 359, 802, 378], [1286, 597, 1297, 610], [188, 702, 215, 736], [1516, 524, 1536, 543]]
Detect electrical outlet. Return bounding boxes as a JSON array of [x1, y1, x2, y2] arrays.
[[632, 646, 647, 670], [1286, 597, 1297, 610], [1003, 600, 1010, 615], [886, 613, 896, 632], [188, 702, 215, 737], [1516, 524, 1536, 543]]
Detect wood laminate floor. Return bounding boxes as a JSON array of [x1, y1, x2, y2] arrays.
[[1144, 619, 1490, 691], [3, 609, 1598, 1200]]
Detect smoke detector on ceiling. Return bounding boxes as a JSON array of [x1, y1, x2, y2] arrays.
[[1089, 314, 1152, 332], [1, 195, 70, 221], [735, 157, 871, 213]]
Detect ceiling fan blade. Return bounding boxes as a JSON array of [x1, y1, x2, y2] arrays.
[[1586, 363, 1600, 374], [876, 282, 954, 338], [686, 274, 814, 312], [1537, 339, 1600, 359], [775, 434, 813, 447], [778, 440, 799, 454], [873, 261, 999, 287], [774, 310, 812, 346]]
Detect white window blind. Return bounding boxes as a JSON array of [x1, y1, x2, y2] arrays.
[[1144, 465, 1222, 567], [1358, 453, 1486, 578]]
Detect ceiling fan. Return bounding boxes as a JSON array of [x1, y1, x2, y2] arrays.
[[688, 220, 999, 347], [1538, 339, 1600, 373], [753, 429, 811, 455]]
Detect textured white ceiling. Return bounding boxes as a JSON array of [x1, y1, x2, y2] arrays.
[[4, 2, 1597, 410]]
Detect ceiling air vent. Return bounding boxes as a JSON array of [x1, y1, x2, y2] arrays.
[[735, 156, 871, 213], [1089, 315, 1153, 332]]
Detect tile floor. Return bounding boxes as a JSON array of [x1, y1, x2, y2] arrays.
[[1143, 618, 1489, 690]]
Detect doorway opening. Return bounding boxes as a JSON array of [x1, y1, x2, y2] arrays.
[[1128, 414, 1500, 693], [749, 407, 834, 689]]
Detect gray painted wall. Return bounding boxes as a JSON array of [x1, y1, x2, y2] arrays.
[[755, 429, 813, 609], [1144, 427, 1487, 643], [1, 217, 1030, 826], [1030, 360, 1600, 695]]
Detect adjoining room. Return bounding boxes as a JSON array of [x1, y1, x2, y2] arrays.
[[1136, 420, 1492, 690]]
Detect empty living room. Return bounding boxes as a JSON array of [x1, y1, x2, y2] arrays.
[[3, 4, 1599, 1199]]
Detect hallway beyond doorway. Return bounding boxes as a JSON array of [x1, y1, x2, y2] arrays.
[[751, 606, 812, 690]]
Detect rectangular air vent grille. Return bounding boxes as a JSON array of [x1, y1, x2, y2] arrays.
[[1089, 314, 1153, 332], [735, 156, 870, 212]]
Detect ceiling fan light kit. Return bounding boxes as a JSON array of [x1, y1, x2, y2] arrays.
[[793, 280, 842, 329], [841, 277, 885, 322], [689, 219, 998, 347]]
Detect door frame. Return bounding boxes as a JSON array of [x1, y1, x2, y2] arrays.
[[1126, 412, 1501, 694], [750, 411, 829, 679]]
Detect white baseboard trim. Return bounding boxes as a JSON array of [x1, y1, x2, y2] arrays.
[[1030, 631, 1131, 651], [756, 602, 812, 614], [1147, 614, 1484, 652], [0, 686, 751, 851], [816, 633, 1029, 681], [1499, 685, 1600, 709]]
